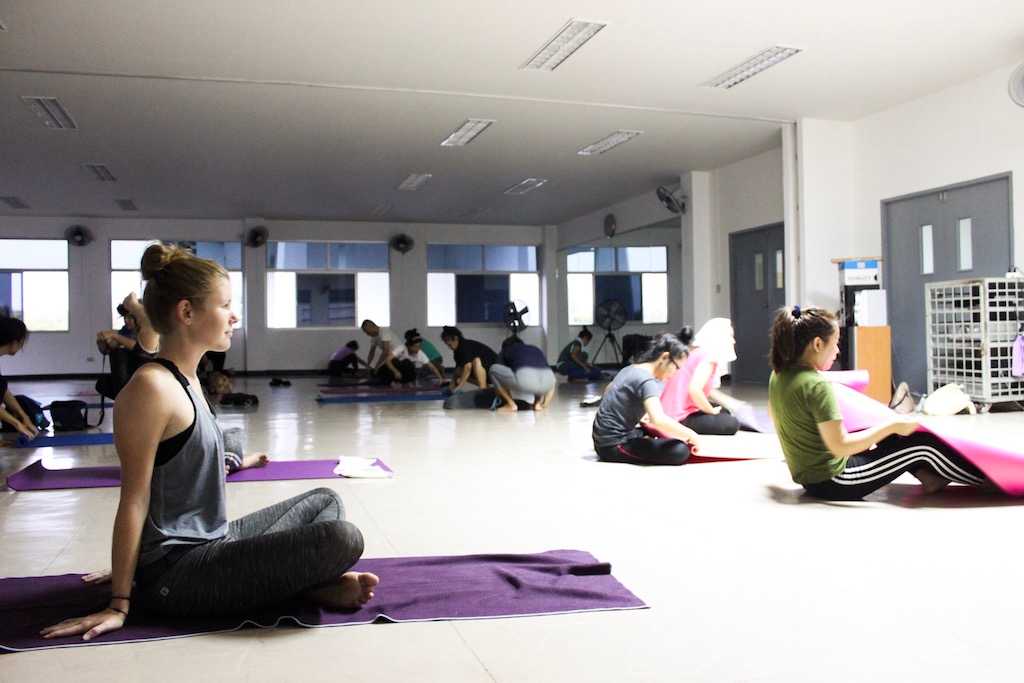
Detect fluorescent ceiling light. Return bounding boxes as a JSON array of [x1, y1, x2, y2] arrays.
[[521, 19, 606, 71], [1, 196, 29, 210], [397, 173, 432, 191], [702, 46, 803, 89], [441, 119, 495, 147], [20, 96, 78, 130], [83, 163, 117, 182], [115, 198, 138, 212], [370, 201, 392, 218], [577, 130, 643, 156], [504, 178, 549, 195]]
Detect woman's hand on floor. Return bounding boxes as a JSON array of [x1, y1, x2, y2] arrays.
[[889, 417, 920, 437], [82, 569, 112, 584], [40, 609, 125, 641]]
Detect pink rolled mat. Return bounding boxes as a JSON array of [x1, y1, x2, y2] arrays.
[[819, 369, 870, 393], [829, 381, 1024, 495]]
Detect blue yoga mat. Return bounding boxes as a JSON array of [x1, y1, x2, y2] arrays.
[[317, 391, 447, 405], [15, 432, 114, 448]]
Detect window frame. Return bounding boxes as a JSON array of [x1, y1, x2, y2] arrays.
[[426, 243, 541, 326], [265, 240, 390, 330], [0, 238, 71, 332], [564, 245, 670, 326]]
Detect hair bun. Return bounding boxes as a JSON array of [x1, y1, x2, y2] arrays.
[[140, 242, 188, 281], [791, 305, 802, 319]]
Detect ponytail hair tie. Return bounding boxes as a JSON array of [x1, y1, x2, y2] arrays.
[[792, 305, 802, 319]]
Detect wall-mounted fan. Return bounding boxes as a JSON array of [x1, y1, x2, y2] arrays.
[[64, 224, 93, 247], [656, 186, 687, 214], [389, 233, 415, 254], [1010, 62, 1024, 108], [245, 226, 269, 247], [603, 213, 617, 238]]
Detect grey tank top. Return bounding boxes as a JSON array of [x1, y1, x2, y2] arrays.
[[138, 359, 228, 566]]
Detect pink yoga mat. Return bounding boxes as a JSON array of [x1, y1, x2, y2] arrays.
[[6, 459, 393, 492], [829, 381, 1024, 495]]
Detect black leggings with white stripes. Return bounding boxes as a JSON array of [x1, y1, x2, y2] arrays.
[[803, 432, 989, 501]]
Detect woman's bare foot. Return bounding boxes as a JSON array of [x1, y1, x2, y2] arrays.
[[533, 401, 546, 411], [241, 453, 270, 469], [498, 402, 518, 413], [309, 572, 379, 610], [913, 467, 951, 494]]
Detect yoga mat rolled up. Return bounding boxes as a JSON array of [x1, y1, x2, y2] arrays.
[[6, 458, 393, 491], [0, 549, 646, 653]]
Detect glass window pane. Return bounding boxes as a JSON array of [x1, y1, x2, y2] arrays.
[[595, 248, 616, 273], [427, 273, 456, 326], [595, 274, 642, 322], [617, 247, 667, 272], [921, 225, 934, 275], [427, 244, 483, 271], [110, 271, 144, 327], [111, 240, 157, 270], [567, 273, 594, 325], [331, 243, 389, 270], [267, 271, 297, 328], [641, 273, 668, 324], [228, 271, 244, 329], [267, 241, 328, 270], [0, 272, 22, 318], [189, 241, 242, 269], [456, 274, 509, 322], [23, 271, 69, 331], [958, 218, 973, 271], [295, 273, 355, 327], [566, 249, 595, 273], [775, 250, 784, 289], [356, 272, 390, 327], [0, 239, 68, 270], [754, 253, 764, 291], [484, 245, 537, 272], [509, 273, 540, 326]]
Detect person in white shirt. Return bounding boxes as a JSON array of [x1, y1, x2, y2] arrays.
[[374, 329, 446, 385], [361, 319, 395, 369]]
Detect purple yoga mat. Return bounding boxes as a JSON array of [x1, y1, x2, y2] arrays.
[[0, 550, 646, 653], [6, 459, 392, 491]]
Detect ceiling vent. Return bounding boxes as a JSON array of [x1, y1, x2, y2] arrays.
[[20, 96, 78, 130], [83, 163, 117, 182], [577, 130, 643, 156], [441, 119, 496, 147], [1, 196, 29, 210], [115, 198, 138, 212], [1010, 62, 1024, 108], [504, 178, 549, 195], [397, 173, 432, 191], [702, 46, 803, 89], [521, 19, 606, 71]]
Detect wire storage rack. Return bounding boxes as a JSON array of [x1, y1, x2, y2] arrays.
[[926, 277, 1024, 407]]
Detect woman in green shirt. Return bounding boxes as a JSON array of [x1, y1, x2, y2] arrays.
[[768, 305, 988, 500]]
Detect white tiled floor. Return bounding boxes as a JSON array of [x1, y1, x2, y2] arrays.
[[3, 377, 1024, 682]]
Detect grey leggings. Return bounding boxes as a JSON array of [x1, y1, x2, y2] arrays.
[[135, 488, 364, 616]]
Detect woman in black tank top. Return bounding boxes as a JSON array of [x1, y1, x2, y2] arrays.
[[43, 243, 378, 642]]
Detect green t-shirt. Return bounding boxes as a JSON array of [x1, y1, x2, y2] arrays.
[[768, 368, 844, 485], [420, 339, 442, 362]]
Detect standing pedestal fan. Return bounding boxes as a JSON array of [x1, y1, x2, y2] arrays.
[[593, 299, 627, 365]]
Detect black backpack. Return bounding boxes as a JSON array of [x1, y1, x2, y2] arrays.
[[0, 395, 50, 432], [48, 400, 95, 432]]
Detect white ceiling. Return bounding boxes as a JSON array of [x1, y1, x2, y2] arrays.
[[0, 0, 1021, 225]]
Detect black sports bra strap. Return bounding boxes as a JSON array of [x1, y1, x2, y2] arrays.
[[142, 358, 190, 389]]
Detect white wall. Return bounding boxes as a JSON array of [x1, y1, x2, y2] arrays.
[[710, 145, 785, 315], [0, 216, 545, 375]]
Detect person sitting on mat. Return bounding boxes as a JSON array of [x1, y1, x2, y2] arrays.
[[592, 333, 700, 466], [361, 319, 395, 369], [768, 305, 991, 501], [441, 326, 498, 391], [96, 293, 160, 357], [490, 336, 556, 413], [659, 319, 749, 435], [328, 340, 368, 378], [0, 317, 39, 440], [42, 242, 376, 643], [396, 329, 446, 384], [371, 329, 446, 385], [557, 327, 603, 381], [419, 337, 446, 377]]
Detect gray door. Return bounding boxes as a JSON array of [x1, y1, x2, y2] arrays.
[[730, 223, 786, 384], [884, 175, 1013, 393]]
